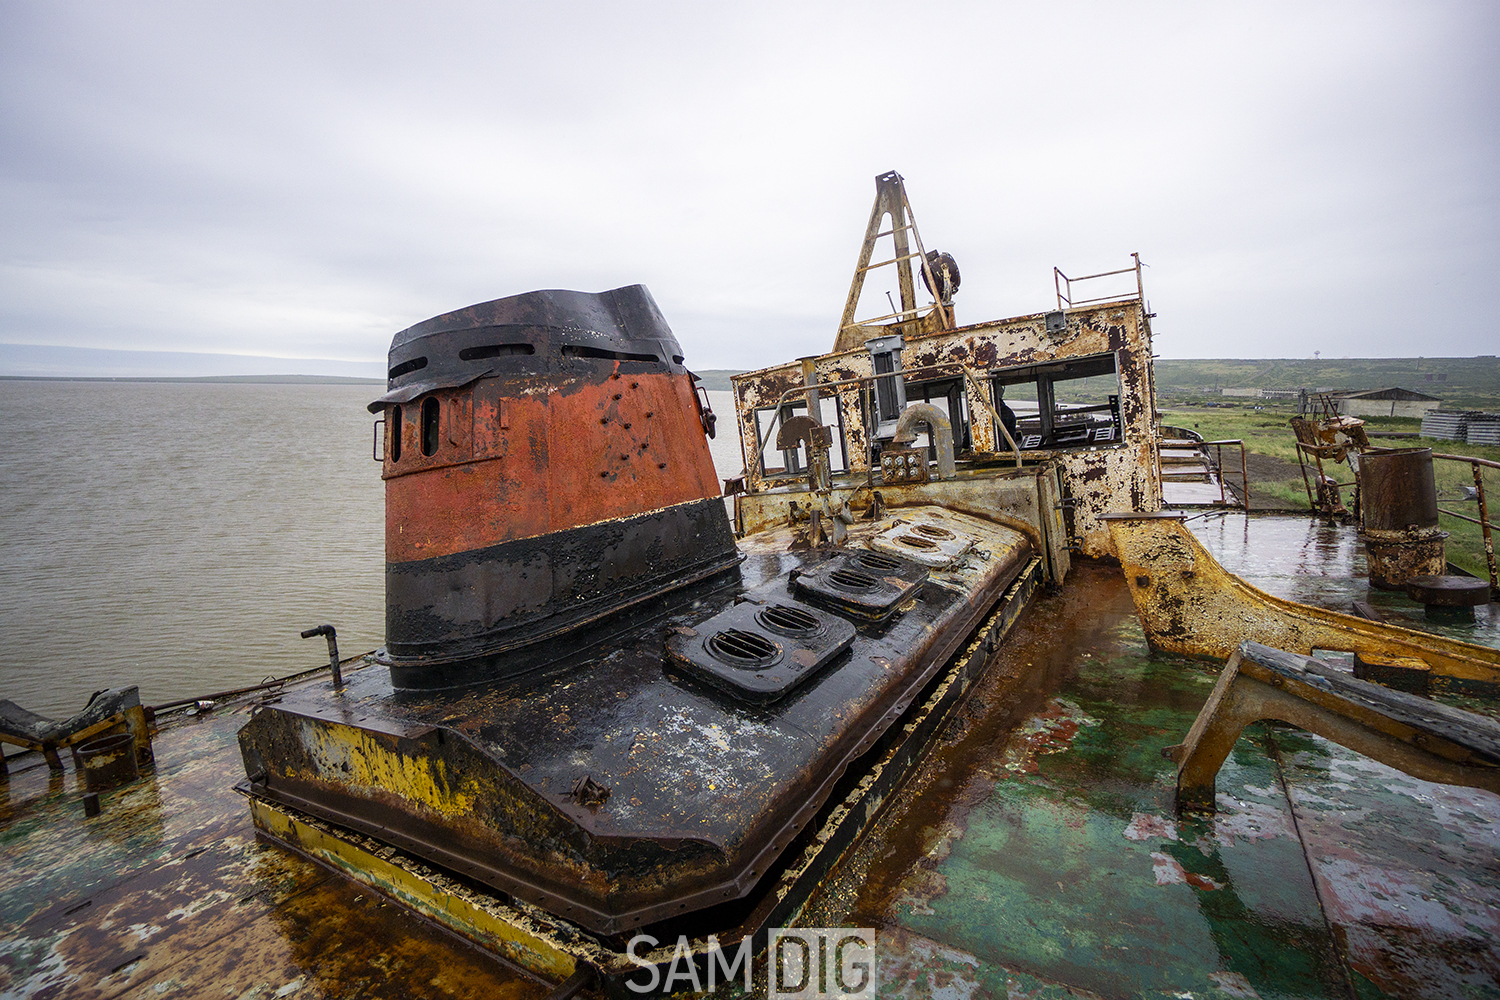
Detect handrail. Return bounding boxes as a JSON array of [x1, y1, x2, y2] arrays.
[[1200, 439, 1250, 511], [1055, 253, 1145, 310], [1432, 453, 1499, 597]]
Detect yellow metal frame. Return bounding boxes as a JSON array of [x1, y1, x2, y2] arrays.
[[249, 798, 586, 983], [1104, 512, 1500, 694], [1171, 643, 1500, 813]]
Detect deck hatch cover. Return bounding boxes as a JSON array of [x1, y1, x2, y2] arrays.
[[757, 604, 823, 637], [870, 519, 975, 569], [667, 602, 855, 703], [793, 551, 928, 621]]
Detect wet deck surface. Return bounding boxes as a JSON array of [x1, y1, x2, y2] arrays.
[[803, 516, 1499, 999], [0, 675, 553, 999], [2, 515, 1497, 999]]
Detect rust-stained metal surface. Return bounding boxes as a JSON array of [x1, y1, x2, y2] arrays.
[[0, 660, 551, 1000], [801, 555, 1500, 1000], [1361, 448, 1448, 589], [244, 558, 1045, 993], [1106, 511, 1500, 695], [238, 506, 1036, 939], [732, 293, 1159, 559], [1172, 642, 1500, 813], [5, 519, 1500, 997], [372, 284, 739, 689]]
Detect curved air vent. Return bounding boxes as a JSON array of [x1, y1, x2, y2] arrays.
[[857, 551, 903, 572], [828, 568, 878, 592], [389, 356, 429, 379], [707, 629, 781, 668], [460, 343, 535, 360], [560, 345, 661, 364], [913, 523, 956, 540], [896, 534, 939, 550], [757, 604, 823, 637]]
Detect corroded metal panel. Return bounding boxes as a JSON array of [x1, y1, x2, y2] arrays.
[[372, 285, 737, 687], [1105, 512, 1500, 694], [385, 372, 720, 564], [242, 506, 1036, 937], [730, 296, 1160, 555]]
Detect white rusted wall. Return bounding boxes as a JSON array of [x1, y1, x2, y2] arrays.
[[731, 297, 1160, 558]]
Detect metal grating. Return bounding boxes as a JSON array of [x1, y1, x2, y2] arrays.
[[757, 604, 824, 637], [707, 629, 781, 668], [664, 598, 856, 703], [829, 568, 879, 592], [793, 550, 929, 622]]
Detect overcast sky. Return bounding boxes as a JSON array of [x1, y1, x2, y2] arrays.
[[2, 1, 1496, 375]]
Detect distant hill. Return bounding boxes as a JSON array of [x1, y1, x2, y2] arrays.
[[691, 369, 741, 392], [699, 358, 1500, 407], [1154, 357, 1500, 408]]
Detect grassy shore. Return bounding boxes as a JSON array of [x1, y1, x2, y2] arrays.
[[1158, 400, 1500, 582]]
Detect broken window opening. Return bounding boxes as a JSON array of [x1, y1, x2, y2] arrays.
[[753, 397, 849, 480], [990, 352, 1121, 451], [421, 397, 441, 457]]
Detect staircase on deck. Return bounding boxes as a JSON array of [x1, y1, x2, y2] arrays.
[[1158, 429, 1248, 509]]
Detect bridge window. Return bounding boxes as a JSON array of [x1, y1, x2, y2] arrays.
[[991, 352, 1121, 451]]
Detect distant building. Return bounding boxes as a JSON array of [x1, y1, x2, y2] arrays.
[[1324, 387, 1442, 419], [1219, 388, 1261, 398]]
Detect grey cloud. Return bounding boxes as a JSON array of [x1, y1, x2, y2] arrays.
[[2, 1, 1496, 373]]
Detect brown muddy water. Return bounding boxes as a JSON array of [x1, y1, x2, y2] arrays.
[[0, 382, 746, 718]]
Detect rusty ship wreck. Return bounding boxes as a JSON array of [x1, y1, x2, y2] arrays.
[[2, 172, 1498, 1000]]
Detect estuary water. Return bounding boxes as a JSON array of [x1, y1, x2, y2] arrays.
[[0, 381, 744, 718]]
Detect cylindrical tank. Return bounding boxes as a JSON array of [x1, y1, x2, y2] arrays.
[[367, 285, 740, 688], [1360, 447, 1448, 589], [77, 732, 139, 792]]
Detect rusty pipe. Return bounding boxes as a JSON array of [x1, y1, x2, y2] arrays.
[[889, 403, 956, 481], [301, 625, 343, 689]]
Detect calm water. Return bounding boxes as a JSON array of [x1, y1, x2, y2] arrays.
[[0, 382, 745, 718]]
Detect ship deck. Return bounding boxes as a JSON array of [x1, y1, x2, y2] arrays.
[[1, 514, 1496, 999]]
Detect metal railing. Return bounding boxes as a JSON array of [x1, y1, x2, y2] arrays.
[[1432, 453, 1499, 597], [1055, 253, 1145, 310], [1202, 439, 1250, 510]]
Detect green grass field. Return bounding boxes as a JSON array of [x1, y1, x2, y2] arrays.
[[1159, 400, 1500, 582], [1155, 356, 1500, 410]]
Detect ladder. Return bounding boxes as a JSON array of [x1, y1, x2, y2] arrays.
[[833, 171, 956, 354]]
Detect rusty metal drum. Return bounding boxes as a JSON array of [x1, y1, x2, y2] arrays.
[[1361, 448, 1448, 589], [77, 731, 139, 792]]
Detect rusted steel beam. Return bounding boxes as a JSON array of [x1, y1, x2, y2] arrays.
[[1173, 642, 1500, 814], [834, 172, 952, 352], [1104, 512, 1500, 695]]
